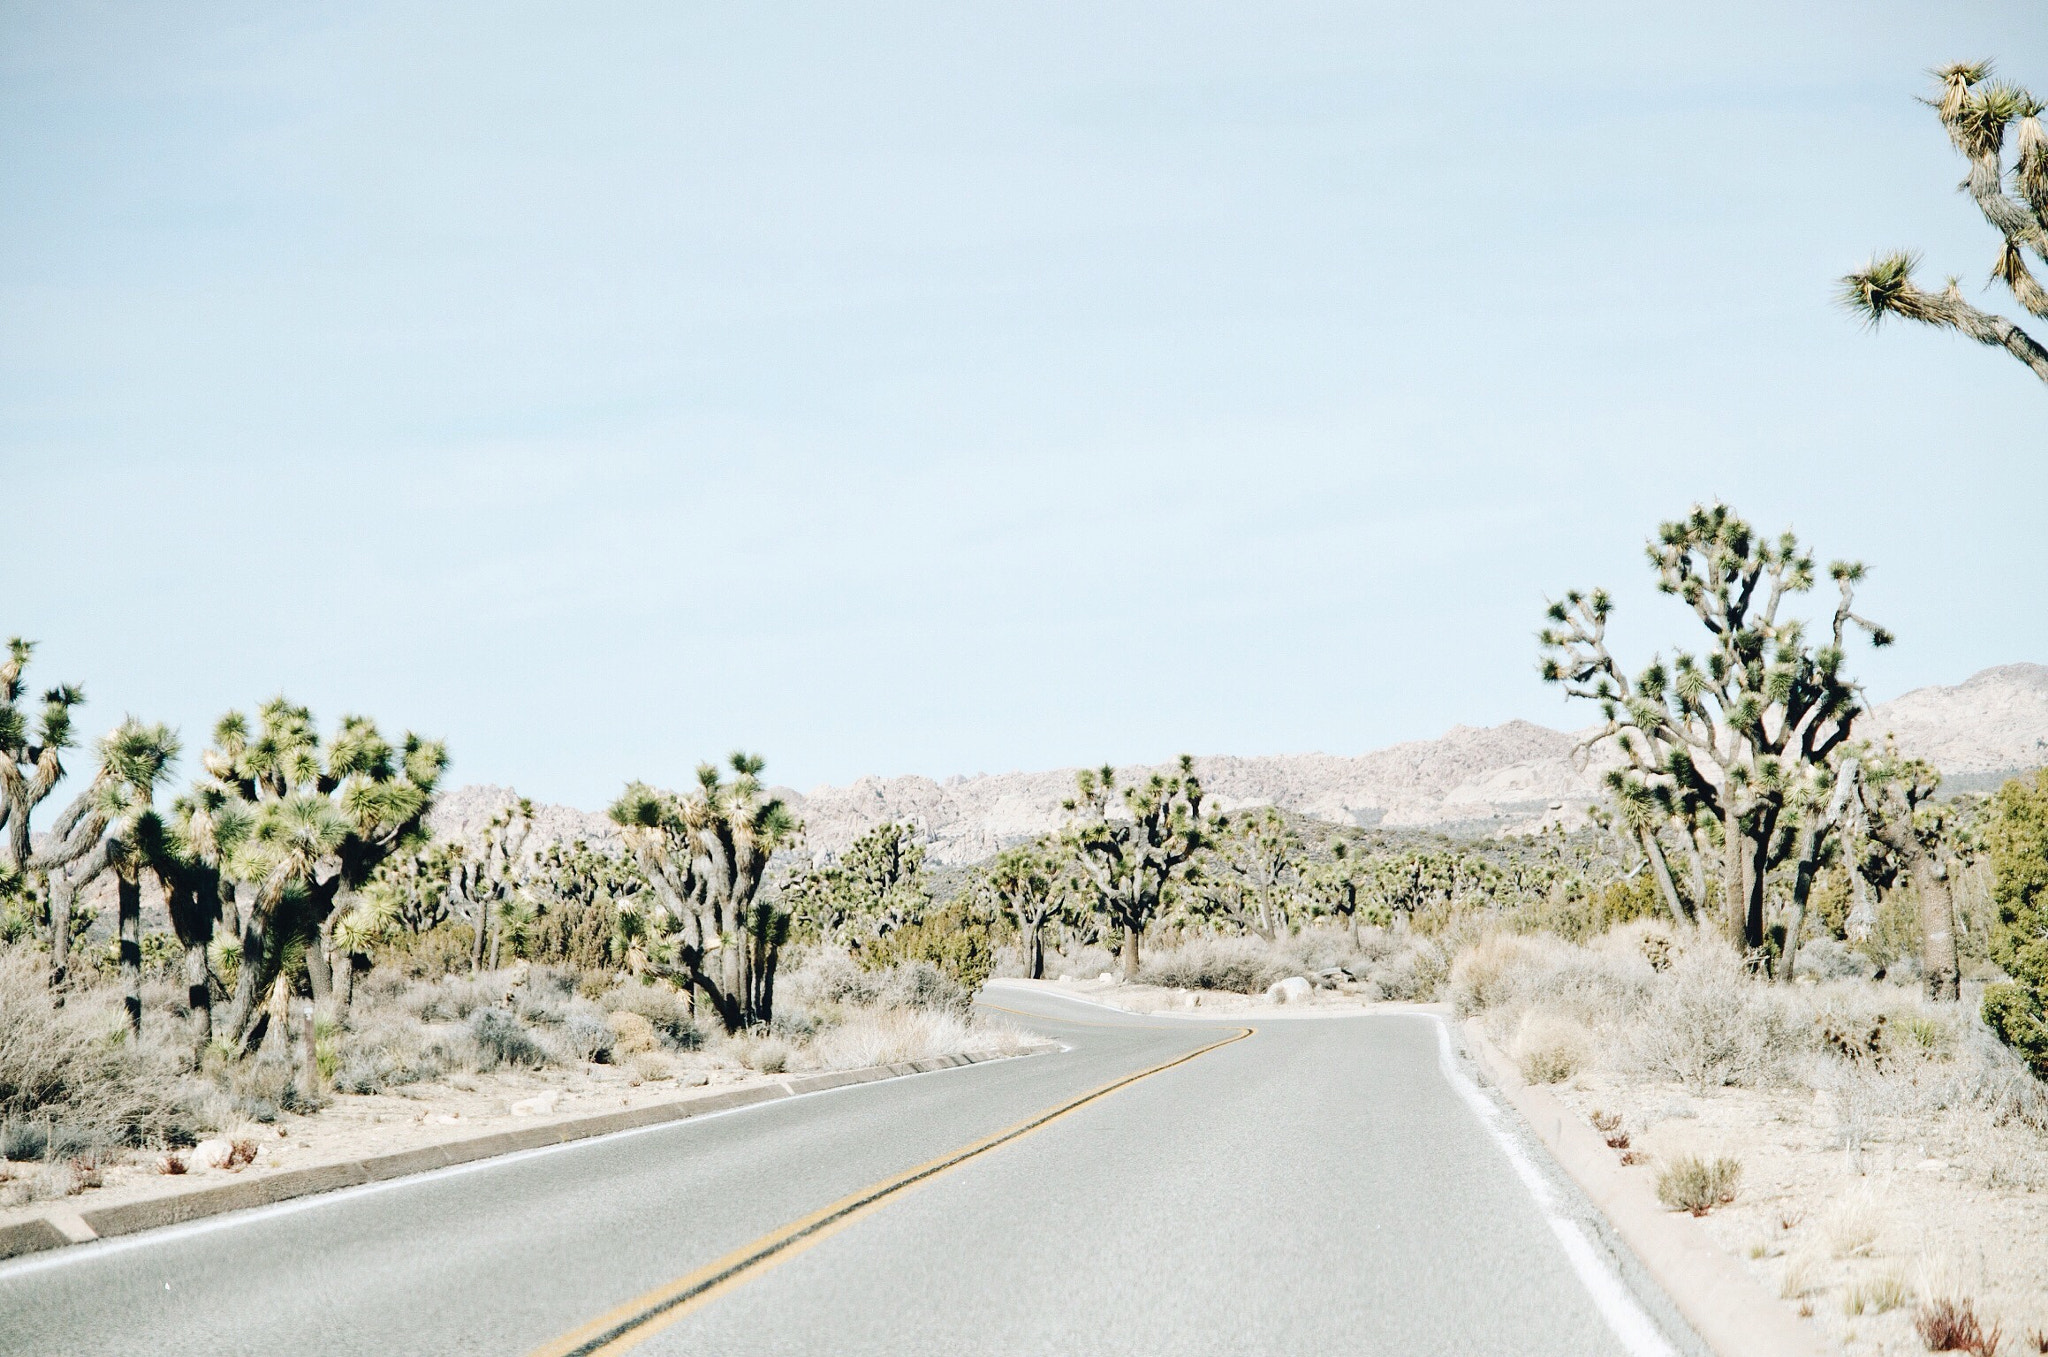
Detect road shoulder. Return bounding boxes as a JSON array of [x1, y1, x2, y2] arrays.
[[1461, 1019, 1825, 1357]]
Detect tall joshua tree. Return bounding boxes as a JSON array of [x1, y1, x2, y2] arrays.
[[1844, 62, 2048, 385], [1540, 504, 1891, 958], [1064, 756, 1217, 982], [610, 753, 798, 1033], [202, 700, 446, 1046]]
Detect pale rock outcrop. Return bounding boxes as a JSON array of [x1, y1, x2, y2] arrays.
[[424, 665, 2047, 868]]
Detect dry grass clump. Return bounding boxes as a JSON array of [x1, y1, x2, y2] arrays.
[[1655, 1153, 1742, 1215], [1129, 928, 1447, 1001], [1513, 1011, 1593, 1085], [1139, 934, 1289, 993], [0, 951, 205, 1151], [1843, 1271, 1912, 1316], [1823, 1188, 1884, 1259], [1626, 949, 1803, 1091], [806, 1004, 1022, 1071]]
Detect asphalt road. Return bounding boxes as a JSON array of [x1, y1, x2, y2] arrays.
[[0, 987, 1706, 1356]]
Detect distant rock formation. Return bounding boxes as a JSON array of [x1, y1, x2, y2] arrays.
[[426, 663, 2048, 867], [1855, 663, 2048, 775]]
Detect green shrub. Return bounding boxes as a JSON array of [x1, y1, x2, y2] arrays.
[[1656, 1154, 1742, 1215], [1985, 771, 2048, 1079], [863, 901, 994, 992]]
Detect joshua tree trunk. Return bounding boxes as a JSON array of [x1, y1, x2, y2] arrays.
[[306, 933, 332, 1007], [45, 839, 109, 991], [222, 893, 268, 1048], [184, 938, 212, 1050], [1722, 809, 1776, 955], [1640, 827, 1688, 925], [1122, 922, 1142, 982], [298, 1002, 321, 1103], [1915, 858, 1960, 1002], [1722, 825, 1749, 948], [1024, 916, 1046, 979], [118, 871, 142, 1037]]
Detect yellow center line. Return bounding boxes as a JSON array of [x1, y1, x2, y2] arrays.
[[525, 1025, 1255, 1357]]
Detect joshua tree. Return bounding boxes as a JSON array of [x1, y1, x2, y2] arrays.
[[1540, 504, 1890, 958], [1064, 756, 1218, 982], [1852, 749, 1965, 1001], [441, 799, 536, 973], [982, 842, 1071, 980], [0, 638, 86, 875], [202, 700, 446, 1047], [1302, 841, 1376, 941], [784, 821, 929, 954], [1843, 62, 2048, 385], [609, 753, 798, 1033]]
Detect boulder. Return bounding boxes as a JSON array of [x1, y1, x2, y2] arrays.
[[1266, 976, 1314, 1005], [191, 1138, 233, 1170], [510, 1091, 562, 1117]]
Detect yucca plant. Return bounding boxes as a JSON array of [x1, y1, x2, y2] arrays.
[[1845, 62, 2048, 385]]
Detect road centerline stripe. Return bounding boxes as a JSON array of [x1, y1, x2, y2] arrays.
[[526, 1026, 1254, 1357]]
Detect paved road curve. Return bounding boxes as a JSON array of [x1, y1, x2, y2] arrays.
[[0, 988, 1705, 1356]]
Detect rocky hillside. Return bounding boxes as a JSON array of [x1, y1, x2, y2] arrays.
[[428, 663, 2048, 866]]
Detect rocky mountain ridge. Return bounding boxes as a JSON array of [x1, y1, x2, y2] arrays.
[[428, 663, 2048, 867]]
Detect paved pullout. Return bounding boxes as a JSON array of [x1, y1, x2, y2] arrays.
[[0, 991, 1704, 1356]]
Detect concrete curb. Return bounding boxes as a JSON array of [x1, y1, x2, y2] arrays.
[[0, 1045, 1050, 1263], [1460, 1020, 1825, 1357]]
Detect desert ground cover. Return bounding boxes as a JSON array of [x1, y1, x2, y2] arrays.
[[1454, 926, 2048, 1354], [0, 945, 1023, 1230]]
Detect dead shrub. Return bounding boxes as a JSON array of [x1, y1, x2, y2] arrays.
[[1915, 1296, 2002, 1356]]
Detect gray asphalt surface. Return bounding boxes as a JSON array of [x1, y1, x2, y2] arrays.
[[0, 988, 1705, 1356]]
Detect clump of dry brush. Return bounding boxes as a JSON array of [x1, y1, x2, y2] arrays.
[[1448, 924, 2048, 1145]]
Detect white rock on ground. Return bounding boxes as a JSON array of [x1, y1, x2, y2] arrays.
[[1266, 976, 1314, 1005]]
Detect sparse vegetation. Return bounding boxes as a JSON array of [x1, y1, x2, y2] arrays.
[[1656, 1153, 1743, 1215]]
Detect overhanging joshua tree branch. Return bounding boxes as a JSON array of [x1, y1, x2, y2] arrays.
[[1844, 61, 2048, 386]]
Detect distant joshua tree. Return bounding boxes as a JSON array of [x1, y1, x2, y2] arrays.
[[1064, 757, 1217, 982], [610, 753, 798, 1032], [1844, 62, 2048, 386]]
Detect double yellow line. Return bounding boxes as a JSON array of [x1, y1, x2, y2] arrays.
[[528, 1025, 1253, 1357]]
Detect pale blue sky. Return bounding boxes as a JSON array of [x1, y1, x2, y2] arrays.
[[3, 2, 2044, 808]]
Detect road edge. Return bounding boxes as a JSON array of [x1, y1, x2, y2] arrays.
[[1459, 1019, 1826, 1357], [0, 1044, 1054, 1264]]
